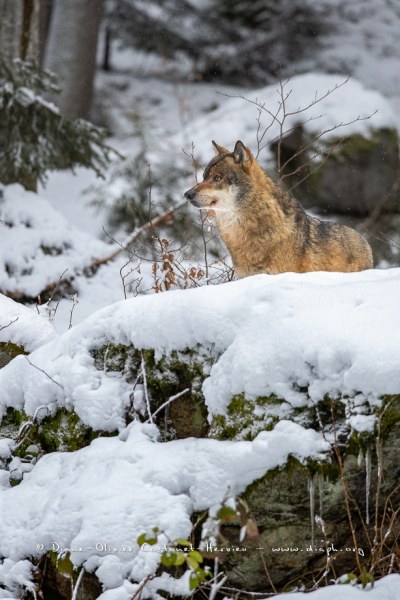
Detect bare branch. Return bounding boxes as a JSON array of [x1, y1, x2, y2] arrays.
[[92, 198, 187, 270], [24, 356, 64, 390], [68, 293, 79, 330], [71, 568, 85, 600], [0, 316, 19, 332], [150, 388, 190, 421]]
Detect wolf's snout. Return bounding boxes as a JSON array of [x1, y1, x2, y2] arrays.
[[184, 188, 196, 201]]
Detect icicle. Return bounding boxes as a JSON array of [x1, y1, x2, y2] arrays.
[[318, 472, 324, 519], [308, 475, 316, 548], [365, 447, 372, 525], [357, 447, 363, 468]]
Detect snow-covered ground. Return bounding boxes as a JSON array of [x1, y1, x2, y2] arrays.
[[0, 420, 329, 598], [0, 293, 56, 352]]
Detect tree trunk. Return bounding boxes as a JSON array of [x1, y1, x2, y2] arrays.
[[0, 0, 23, 67], [44, 0, 103, 119], [0, 0, 43, 68]]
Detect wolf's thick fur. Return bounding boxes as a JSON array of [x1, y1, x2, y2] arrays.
[[184, 141, 373, 277]]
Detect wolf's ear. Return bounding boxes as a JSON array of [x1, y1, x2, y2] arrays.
[[212, 140, 229, 155], [233, 140, 252, 164]]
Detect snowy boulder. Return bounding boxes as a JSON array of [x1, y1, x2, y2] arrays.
[[1, 269, 400, 438], [276, 126, 400, 215], [0, 184, 111, 300], [0, 271, 400, 597], [0, 293, 56, 368], [0, 421, 330, 598]]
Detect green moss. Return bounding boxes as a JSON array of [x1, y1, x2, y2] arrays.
[[142, 347, 211, 438], [329, 128, 398, 163], [0, 342, 27, 369], [0, 341, 26, 357], [37, 409, 97, 452], [91, 343, 214, 438], [1, 406, 26, 427], [0, 407, 27, 443], [49, 551, 75, 577], [143, 347, 206, 400], [379, 394, 400, 438], [244, 455, 309, 499], [92, 343, 140, 379], [209, 393, 284, 440]]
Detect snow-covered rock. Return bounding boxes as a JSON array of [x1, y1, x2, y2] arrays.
[[0, 294, 56, 352], [0, 184, 111, 299], [1, 269, 399, 433]]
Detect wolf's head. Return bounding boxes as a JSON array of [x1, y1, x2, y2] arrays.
[[184, 140, 254, 213]]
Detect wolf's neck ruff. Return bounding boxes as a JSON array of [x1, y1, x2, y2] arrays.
[[184, 140, 373, 276]]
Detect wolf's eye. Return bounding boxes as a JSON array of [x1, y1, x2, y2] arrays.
[[213, 175, 222, 182]]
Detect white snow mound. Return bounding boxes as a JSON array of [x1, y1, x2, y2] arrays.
[[185, 73, 397, 162], [0, 293, 56, 351], [0, 420, 329, 597], [0, 184, 111, 298], [0, 268, 399, 432]]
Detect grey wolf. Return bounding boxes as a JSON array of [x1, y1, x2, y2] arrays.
[[184, 141, 373, 276]]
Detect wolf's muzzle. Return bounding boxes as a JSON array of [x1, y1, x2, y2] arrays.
[[184, 187, 196, 201], [184, 187, 203, 207]]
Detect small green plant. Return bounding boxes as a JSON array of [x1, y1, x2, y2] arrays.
[[137, 529, 211, 591]]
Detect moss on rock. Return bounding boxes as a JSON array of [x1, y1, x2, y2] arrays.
[[91, 342, 215, 439], [276, 127, 400, 216], [209, 394, 283, 440], [0, 341, 27, 369], [37, 409, 97, 453]]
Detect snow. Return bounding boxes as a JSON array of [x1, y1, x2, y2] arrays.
[[0, 420, 328, 597], [0, 293, 56, 351], [0, 559, 36, 597], [276, 574, 400, 600], [38, 166, 106, 237], [1, 5, 400, 598], [0, 184, 112, 299], [0, 269, 399, 434], [183, 74, 398, 165]]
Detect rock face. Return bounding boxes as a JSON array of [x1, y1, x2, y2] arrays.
[[0, 342, 26, 369], [222, 430, 400, 592], [274, 127, 400, 216]]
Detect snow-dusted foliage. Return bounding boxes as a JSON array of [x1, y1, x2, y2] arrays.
[[0, 59, 113, 191]]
